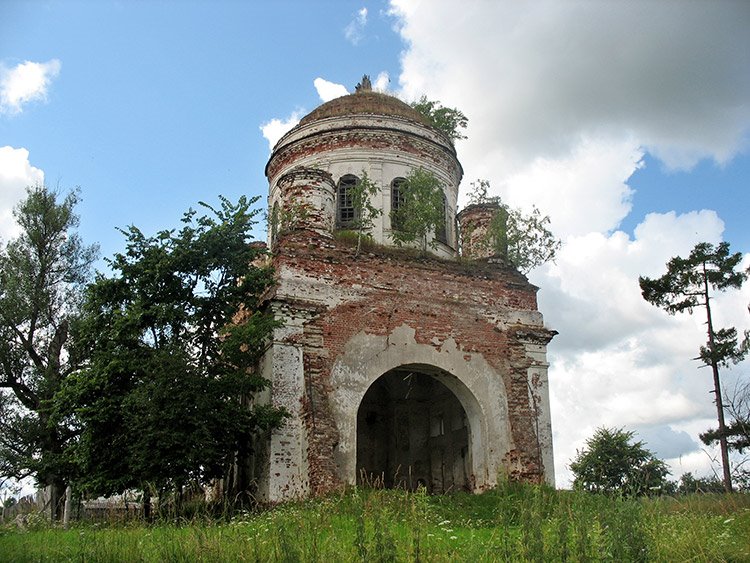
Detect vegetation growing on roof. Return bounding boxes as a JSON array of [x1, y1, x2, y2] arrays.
[[410, 96, 468, 141]]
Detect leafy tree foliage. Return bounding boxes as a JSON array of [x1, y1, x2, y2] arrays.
[[466, 180, 561, 273], [54, 196, 285, 508], [570, 427, 670, 496], [390, 168, 446, 253], [349, 171, 382, 258], [0, 185, 98, 520], [410, 96, 468, 141], [640, 242, 748, 492]]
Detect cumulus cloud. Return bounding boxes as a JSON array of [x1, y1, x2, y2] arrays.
[[390, 0, 750, 171], [388, 0, 750, 485], [533, 210, 748, 485], [633, 425, 701, 461], [313, 77, 349, 102], [259, 110, 303, 151], [373, 71, 391, 92], [344, 7, 368, 45], [260, 78, 349, 151], [0, 146, 45, 240], [0, 59, 61, 115], [500, 138, 641, 237]]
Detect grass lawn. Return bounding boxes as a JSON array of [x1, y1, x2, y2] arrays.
[[2, 483, 749, 562]]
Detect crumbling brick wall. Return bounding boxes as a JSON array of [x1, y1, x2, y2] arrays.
[[267, 229, 555, 496], [257, 89, 555, 501]]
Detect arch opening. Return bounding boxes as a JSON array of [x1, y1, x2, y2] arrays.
[[336, 174, 359, 229], [390, 177, 406, 231], [356, 366, 472, 493]]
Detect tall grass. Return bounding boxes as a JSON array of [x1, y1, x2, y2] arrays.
[[2, 484, 749, 562]]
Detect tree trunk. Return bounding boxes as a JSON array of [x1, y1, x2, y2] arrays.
[[48, 479, 66, 522], [142, 490, 152, 521], [63, 485, 73, 528], [232, 437, 256, 509], [703, 263, 733, 492]]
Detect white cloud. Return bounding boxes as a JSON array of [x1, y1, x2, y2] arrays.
[[0, 59, 61, 115], [500, 137, 641, 237], [373, 71, 391, 92], [633, 425, 701, 461], [534, 210, 748, 486], [344, 7, 368, 45], [313, 78, 349, 102], [390, 0, 750, 171], [388, 0, 750, 485], [260, 77, 350, 151], [0, 146, 45, 241], [259, 110, 303, 151], [260, 78, 349, 151]]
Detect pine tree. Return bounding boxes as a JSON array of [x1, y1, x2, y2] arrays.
[[640, 242, 748, 491]]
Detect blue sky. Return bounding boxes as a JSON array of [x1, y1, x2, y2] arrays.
[[2, 0, 749, 487], [0, 1, 406, 255], [623, 153, 750, 250]]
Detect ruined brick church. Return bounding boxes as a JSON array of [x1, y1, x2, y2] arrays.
[[253, 79, 555, 501]]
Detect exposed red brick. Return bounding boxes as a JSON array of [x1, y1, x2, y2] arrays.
[[270, 229, 553, 494]]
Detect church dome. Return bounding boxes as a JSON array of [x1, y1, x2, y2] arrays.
[[265, 78, 463, 258], [298, 91, 431, 128]]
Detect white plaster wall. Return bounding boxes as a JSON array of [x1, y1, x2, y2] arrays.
[[262, 305, 311, 501], [521, 339, 555, 486], [274, 115, 455, 160], [328, 323, 513, 491], [275, 263, 369, 310]]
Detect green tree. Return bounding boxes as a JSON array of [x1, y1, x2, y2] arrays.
[[0, 185, 98, 521], [389, 168, 446, 253], [639, 242, 748, 492], [54, 195, 285, 513], [349, 171, 382, 258], [570, 427, 670, 496], [410, 96, 468, 141], [466, 180, 561, 273]]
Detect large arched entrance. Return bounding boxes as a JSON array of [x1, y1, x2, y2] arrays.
[[356, 365, 471, 493]]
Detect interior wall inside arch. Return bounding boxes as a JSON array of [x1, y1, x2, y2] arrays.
[[356, 368, 471, 493]]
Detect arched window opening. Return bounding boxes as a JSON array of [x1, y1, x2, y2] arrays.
[[436, 192, 448, 244], [270, 201, 280, 245], [337, 174, 359, 229], [390, 177, 406, 231]]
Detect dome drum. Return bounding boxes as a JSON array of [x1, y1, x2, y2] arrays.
[[265, 92, 463, 256]]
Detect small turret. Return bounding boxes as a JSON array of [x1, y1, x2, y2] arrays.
[[270, 167, 335, 246], [458, 203, 509, 260]]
